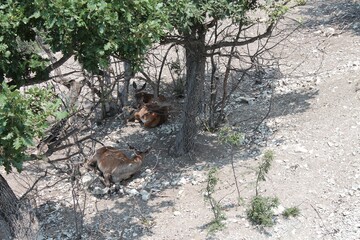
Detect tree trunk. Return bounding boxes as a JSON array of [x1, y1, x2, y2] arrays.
[[0, 174, 20, 239], [0, 174, 38, 239], [173, 25, 206, 156], [120, 61, 132, 107]]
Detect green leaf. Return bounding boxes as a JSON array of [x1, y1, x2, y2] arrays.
[[30, 11, 41, 19], [13, 137, 22, 150], [2, 132, 14, 140], [104, 42, 112, 51]]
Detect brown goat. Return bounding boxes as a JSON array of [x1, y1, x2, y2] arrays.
[[86, 146, 149, 187], [134, 102, 168, 128], [133, 82, 166, 107]]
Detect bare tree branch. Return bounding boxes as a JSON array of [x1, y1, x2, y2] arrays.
[[206, 22, 276, 51]]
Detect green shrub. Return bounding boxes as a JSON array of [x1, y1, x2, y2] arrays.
[[282, 207, 300, 218], [247, 196, 279, 227]]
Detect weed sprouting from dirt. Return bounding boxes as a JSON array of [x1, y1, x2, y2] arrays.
[[217, 125, 244, 203], [255, 150, 274, 196], [247, 150, 301, 226], [204, 167, 226, 234], [247, 150, 278, 226], [282, 207, 300, 218], [247, 195, 280, 227]]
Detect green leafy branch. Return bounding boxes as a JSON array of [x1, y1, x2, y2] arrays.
[[0, 82, 67, 173]]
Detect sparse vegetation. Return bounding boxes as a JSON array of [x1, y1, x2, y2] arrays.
[[247, 150, 278, 226], [217, 125, 244, 204], [247, 196, 280, 227], [218, 126, 245, 146], [204, 167, 226, 234], [283, 207, 300, 218], [297, 0, 307, 6], [255, 150, 274, 196], [247, 150, 301, 226]]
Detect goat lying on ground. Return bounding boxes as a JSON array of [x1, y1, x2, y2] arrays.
[[134, 102, 168, 128], [86, 146, 150, 187]]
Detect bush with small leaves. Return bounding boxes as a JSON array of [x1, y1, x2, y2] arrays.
[[282, 207, 300, 218], [247, 196, 280, 227]]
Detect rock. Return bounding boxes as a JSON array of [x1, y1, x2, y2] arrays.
[[81, 173, 96, 188], [92, 186, 109, 195], [173, 211, 181, 216], [327, 178, 336, 185], [235, 96, 255, 104], [273, 205, 285, 216], [323, 27, 336, 37], [294, 145, 308, 153], [161, 181, 170, 187], [126, 188, 139, 196], [178, 177, 187, 185], [140, 190, 151, 201], [353, 22, 360, 29], [171, 177, 188, 186]]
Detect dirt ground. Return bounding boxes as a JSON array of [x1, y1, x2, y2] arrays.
[[2, 0, 360, 239]]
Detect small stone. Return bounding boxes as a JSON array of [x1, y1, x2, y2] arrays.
[[323, 27, 336, 37], [191, 180, 198, 185], [227, 218, 239, 223], [177, 177, 187, 186], [173, 211, 181, 216], [140, 190, 151, 201], [127, 188, 139, 196], [327, 178, 336, 185], [81, 173, 96, 187], [162, 181, 170, 187], [273, 205, 285, 216], [294, 145, 308, 153], [92, 186, 108, 195]]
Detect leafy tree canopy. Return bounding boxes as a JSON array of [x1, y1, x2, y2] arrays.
[[0, 0, 169, 85]]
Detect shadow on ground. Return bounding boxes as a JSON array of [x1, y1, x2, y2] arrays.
[[301, 0, 360, 35]]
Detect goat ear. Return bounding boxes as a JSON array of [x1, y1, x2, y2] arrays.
[[132, 81, 137, 89]]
